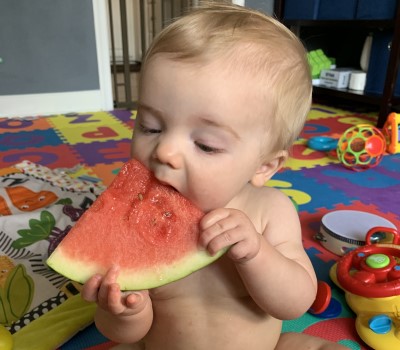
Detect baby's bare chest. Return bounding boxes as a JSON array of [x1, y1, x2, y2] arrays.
[[141, 259, 280, 350], [143, 293, 279, 350], [150, 256, 246, 299]]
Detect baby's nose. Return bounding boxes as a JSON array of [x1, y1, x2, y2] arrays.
[[153, 138, 183, 169]]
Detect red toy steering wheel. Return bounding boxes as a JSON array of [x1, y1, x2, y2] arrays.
[[337, 227, 400, 298]]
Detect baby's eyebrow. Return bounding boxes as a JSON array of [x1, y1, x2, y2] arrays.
[[137, 103, 163, 118], [138, 103, 240, 140], [199, 117, 240, 140]]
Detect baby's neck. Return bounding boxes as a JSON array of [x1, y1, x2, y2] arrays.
[[224, 183, 255, 210]]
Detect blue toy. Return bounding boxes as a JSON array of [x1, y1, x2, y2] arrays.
[[307, 136, 338, 152]]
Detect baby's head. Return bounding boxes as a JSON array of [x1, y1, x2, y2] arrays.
[[140, 2, 312, 155]]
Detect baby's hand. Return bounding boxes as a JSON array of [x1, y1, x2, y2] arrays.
[[199, 208, 261, 263], [81, 266, 150, 317]]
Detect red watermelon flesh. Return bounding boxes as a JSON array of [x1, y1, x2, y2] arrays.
[[46, 159, 225, 290]]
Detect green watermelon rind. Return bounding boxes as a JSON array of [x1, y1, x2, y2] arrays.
[[47, 247, 226, 291]]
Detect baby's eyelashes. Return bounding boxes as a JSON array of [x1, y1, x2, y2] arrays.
[[194, 141, 223, 154], [138, 123, 162, 134]]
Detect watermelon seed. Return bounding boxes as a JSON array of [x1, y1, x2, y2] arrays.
[[138, 193, 143, 201], [163, 211, 172, 218], [151, 218, 157, 226]]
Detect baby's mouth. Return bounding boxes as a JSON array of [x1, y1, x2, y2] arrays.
[[158, 180, 178, 193]]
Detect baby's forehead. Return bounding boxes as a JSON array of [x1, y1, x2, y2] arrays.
[[146, 43, 278, 80]]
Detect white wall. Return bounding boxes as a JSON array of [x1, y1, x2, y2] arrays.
[[0, 0, 113, 118]]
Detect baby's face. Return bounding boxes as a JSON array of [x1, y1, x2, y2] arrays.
[[131, 56, 273, 211]]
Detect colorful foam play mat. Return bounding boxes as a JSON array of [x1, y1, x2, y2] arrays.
[[0, 103, 399, 349]]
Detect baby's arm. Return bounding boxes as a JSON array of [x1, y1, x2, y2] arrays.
[[81, 267, 153, 343], [199, 189, 317, 320]]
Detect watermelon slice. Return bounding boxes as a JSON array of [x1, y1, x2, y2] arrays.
[[47, 159, 225, 290]]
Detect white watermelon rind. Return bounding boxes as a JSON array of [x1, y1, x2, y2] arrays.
[[47, 247, 227, 291]]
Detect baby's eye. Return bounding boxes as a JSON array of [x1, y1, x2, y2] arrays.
[[195, 141, 222, 154], [139, 123, 161, 134]]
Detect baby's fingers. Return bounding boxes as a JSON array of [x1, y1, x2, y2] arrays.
[[200, 217, 237, 254], [81, 274, 102, 302], [97, 267, 120, 306], [105, 283, 127, 314]]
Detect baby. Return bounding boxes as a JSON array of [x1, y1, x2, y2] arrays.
[[82, 3, 347, 349]]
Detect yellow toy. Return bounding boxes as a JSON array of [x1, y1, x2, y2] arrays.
[[330, 227, 400, 350], [384, 112, 400, 154], [0, 325, 13, 350]]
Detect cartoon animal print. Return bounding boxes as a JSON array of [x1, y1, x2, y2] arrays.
[[0, 195, 11, 216], [5, 186, 58, 212]]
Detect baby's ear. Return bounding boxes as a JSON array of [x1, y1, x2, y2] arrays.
[[250, 151, 288, 187]]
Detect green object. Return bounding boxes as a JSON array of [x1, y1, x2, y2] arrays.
[[307, 49, 333, 79], [12, 294, 96, 350], [0, 264, 34, 326], [366, 254, 390, 269]]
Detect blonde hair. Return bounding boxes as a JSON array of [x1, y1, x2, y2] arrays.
[[140, 2, 312, 153]]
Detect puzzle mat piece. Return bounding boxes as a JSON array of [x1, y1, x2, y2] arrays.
[[109, 109, 137, 129], [311, 99, 379, 118], [73, 140, 130, 166], [283, 315, 362, 348], [48, 112, 132, 145], [0, 116, 53, 133], [307, 105, 341, 120], [0, 129, 64, 151], [271, 169, 353, 213], [90, 162, 125, 187], [0, 145, 84, 169], [303, 319, 368, 350], [54, 123, 132, 145], [301, 158, 400, 219], [307, 103, 378, 121], [48, 111, 121, 130], [300, 114, 377, 139], [284, 318, 364, 350], [60, 323, 111, 350], [307, 104, 358, 120], [285, 140, 339, 170]]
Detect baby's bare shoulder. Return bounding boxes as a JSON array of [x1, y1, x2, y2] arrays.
[[250, 186, 300, 239], [253, 185, 296, 212], [238, 186, 299, 237]]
